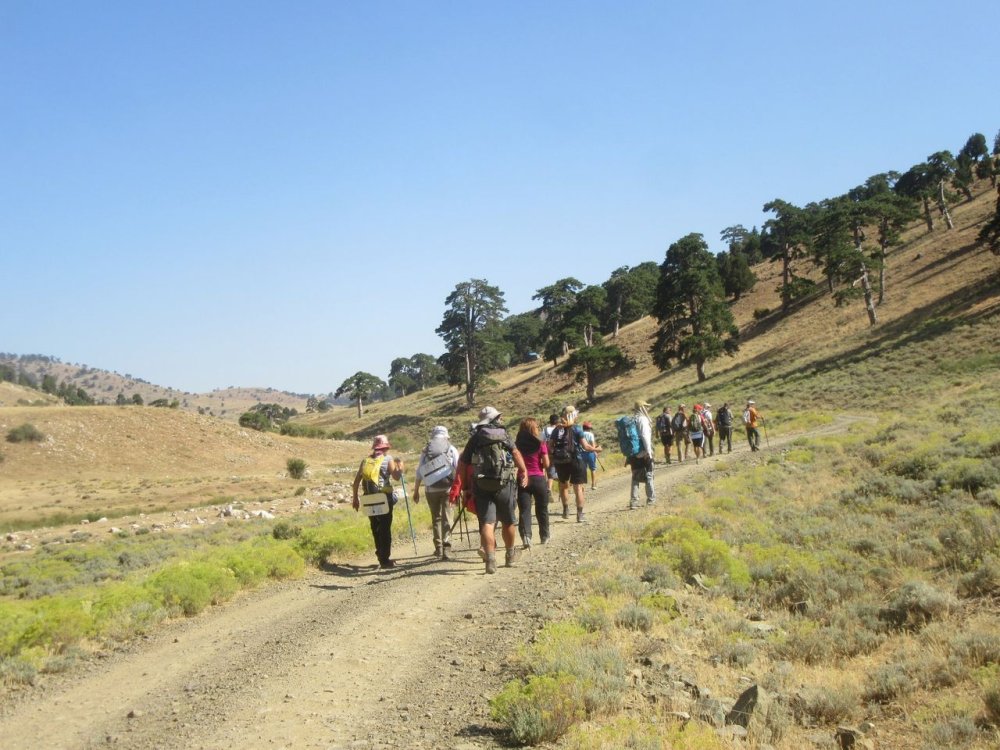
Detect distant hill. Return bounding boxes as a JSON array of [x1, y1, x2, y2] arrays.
[[0, 354, 311, 421]]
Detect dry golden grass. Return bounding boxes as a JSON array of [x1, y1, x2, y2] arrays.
[[0, 405, 368, 529]]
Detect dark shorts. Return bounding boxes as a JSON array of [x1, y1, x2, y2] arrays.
[[554, 457, 588, 486], [691, 434, 704, 448], [659, 432, 672, 445], [475, 483, 516, 526]]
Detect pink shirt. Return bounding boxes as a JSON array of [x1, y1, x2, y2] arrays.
[[520, 440, 548, 477]]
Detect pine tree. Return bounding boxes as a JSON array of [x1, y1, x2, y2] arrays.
[[651, 233, 738, 382]]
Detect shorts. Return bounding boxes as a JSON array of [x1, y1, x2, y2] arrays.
[[584, 452, 597, 471], [691, 433, 704, 448], [659, 432, 672, 446], [474, 482, 516, 526], [673, 432, 690, 446], [554, 457, 588, 486]]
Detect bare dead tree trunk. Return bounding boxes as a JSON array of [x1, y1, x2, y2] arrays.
[[612, 301, 622, 338], [938, 181, 955, 229], [860, 263, 878, 326]]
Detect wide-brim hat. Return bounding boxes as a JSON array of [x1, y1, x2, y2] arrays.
[[430, 425, 449, 439], [371, 434, 391, 450], [474, 406, 501, 426]]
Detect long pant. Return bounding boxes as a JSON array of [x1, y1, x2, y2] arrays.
[[705, 432, 715, 456], [718, 426, 733, 453], [518, 475, 550, 544], [629, 458, 655, 507], [368, 506, 394, 564], [746, 426, 761, 451], [425, 490, 453, 554]]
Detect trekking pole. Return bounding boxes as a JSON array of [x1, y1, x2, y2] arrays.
[[398, 474, 419, 556], [762, 421, 770, 448], [597, 456, 606, 472]]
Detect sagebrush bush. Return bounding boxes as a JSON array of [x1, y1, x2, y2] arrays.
[[614, 603, 653, 632], [491, 674, 585, 745], [6, 423, 44, 443], [640, 517, 750, 589], [791, 685, 858, 724], [879, 581, 955, 631], [864, 663, 915, 703], [147, 562, 238, 616]]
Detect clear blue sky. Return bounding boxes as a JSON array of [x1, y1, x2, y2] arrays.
[[3, 1, 998, 394]]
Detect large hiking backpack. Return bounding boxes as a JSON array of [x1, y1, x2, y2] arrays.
[[616, 415, 642, 458], [472, 427, 516, 492], [418, 436, 455, 491], [702, 412, 715, 436], [742, 408, 752, 425], [549, 425, 578, 465], [671, 412, 687, 432], [717, 407, 733, 428]]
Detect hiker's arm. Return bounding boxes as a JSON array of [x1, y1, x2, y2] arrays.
[[450, 459, 467, 503], [351, 471, 362, 511], [390, 458, 404, 481], [511, 448, 529, 487], [412, 471, 422, 503]]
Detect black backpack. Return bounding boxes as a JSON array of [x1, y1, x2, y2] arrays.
[[671, 412, 686, 432], [472, 426, 516, 492], [549, 425, 577, 464]]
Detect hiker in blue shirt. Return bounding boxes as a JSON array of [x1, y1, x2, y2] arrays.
[[628, 401, 656, 509]]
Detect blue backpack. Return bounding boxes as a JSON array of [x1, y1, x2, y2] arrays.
[[615, 415, 641, 458]]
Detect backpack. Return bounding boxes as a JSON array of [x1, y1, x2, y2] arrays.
[[549, 425, 578, 465], [688, 413, 704, 435], [655, 413, 672, 435], [717, 407, 732, 428], [702, 412, 715, 436], [472, 426, 516, 492], [671, 412, 686, 432], [418, 436, 455, 491], [616, 415, 642, 458], [742, 408, 752, 425], [360, 455, 390, 495]]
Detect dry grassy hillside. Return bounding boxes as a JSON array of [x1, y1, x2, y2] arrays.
[[0, 357, 310, 420], [0, 382, 60, 407], [0, 405, 368, 529], [301, 183, 1000, 445]]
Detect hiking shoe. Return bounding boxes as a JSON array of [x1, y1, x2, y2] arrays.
[[522, 538, 532, 550], [380, 560, 396, 570], [646, 500, 656, 506], [505, 547, 521, 567], [485, 553, 497, 574], [577, 511, 586, 523], [629, 503, 639, 510], [562, 506, 569, 519]]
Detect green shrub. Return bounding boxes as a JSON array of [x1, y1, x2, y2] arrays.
[[272, 521, 302, 540], [491, 674, 585, 745], [640, 517, 750, 589], [864, 664, 915, 703], [791, 685, 858, 724], [146, 562, 238, 616], [92, 582, 165, 639], [984, 682, 1000, 726], [6, 423, 44, 443], [294, 522, 370, 566], [879, 581, 955, 631], [958, 556, 1000, 599], [286, 458, 307, 479]]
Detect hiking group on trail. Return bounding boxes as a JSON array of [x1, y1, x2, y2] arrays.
[[351, 398, 765, 573]]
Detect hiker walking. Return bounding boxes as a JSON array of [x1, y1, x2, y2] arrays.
[[671, 404, 690, 462], [541, 414, 560, 496], [581, 421, 602, 490], [743, 400, 763, 451], [549, 405, 597, 523], [514, 417, 551, 548], [627, 400, 656, 509], [702, 402, 716, 457], [655, 406, 673, 464], [689, 404, 707, 460], [456, 406, 528, 574], [352, 435, 404, 570], [412, 425, 459, 560], [716, 402, 734, 453]]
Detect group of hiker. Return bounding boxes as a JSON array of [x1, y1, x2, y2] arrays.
[[652, 399, 763, 463], [350, 399, 763, 573]]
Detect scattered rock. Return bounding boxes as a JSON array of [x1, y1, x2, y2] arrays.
[[726, 684, 759, 728], [127, 709, 143, 719], [836, 726, 875, 749]]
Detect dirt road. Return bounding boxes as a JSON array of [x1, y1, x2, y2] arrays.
[[0, 427, 826, 749]]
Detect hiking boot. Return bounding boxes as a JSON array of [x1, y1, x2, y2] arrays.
[[485, 553, 497, 574], [505, 547, 520, 567], [646, 499, 656, 506], [577, 510, 586, 523], [562, 505, 569, 520], [629, 502, 639, 510], [380, 560, 396, 570], [522, 538, 532, 550]]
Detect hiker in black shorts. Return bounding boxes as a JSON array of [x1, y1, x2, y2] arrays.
[[655, 406, 673, 464], [716, 403, 734, 453]]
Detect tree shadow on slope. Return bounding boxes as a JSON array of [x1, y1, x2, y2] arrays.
[[347, 414, 427, 440], [721, 272, 1000, 395], [899, 240, 988, 285]]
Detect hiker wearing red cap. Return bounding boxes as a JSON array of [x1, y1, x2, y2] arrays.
[[352, 434, 404, 569]]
